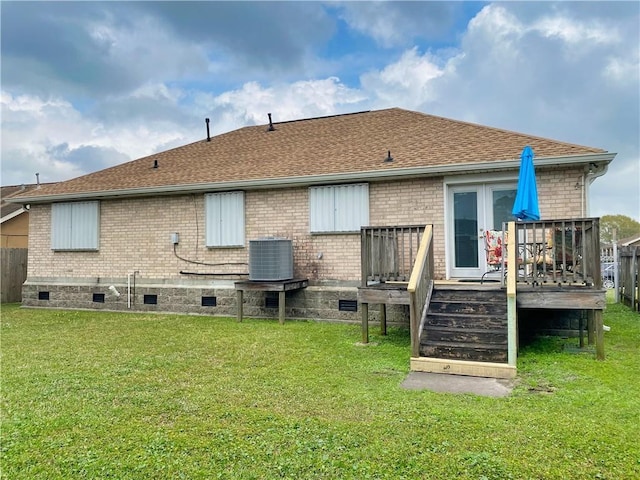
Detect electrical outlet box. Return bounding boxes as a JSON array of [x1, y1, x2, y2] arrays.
[[171, 233, 180, 245]]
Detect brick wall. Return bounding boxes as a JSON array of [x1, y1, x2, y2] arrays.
[[26, 166, 587, 288], [536, 167, 586, 218]]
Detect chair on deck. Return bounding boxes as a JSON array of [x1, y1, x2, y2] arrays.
[[553, 227, 583, 273], [481, 230, 508, 283]]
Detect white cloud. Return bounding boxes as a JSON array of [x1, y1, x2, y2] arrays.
[[468, 4, 522, 39], [533, 15, 619, 45], [603, 53, 640, 86], [0, 90, 194, 184], [207, 77, 366, 126], [360, 48, 443, 109]]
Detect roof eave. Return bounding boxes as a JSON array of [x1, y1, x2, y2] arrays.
[[7, 152, 616, 204], [1, 207, 27, 223]]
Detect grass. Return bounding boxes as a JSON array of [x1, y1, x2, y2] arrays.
[[1, 302, 639, 479]]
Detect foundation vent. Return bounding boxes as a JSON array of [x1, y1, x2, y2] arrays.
[[249, 238, 293, 281]]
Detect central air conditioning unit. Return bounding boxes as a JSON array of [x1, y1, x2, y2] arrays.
[[249, 238, 293, 281]]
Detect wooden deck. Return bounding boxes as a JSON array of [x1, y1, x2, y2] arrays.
[[359, 219, 606, 378]]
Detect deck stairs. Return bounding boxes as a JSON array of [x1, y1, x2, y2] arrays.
[[420, 285, 508, 363]]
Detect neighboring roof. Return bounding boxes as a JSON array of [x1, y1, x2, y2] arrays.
[[10, 108, 614, 203], [619, 234, 640, 247], [1, 184, 54, 221]]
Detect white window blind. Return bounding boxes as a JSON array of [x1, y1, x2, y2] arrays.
[[205, 191, 245, 247], [309, 183, 369, 233], [51, 201, 100, 250]]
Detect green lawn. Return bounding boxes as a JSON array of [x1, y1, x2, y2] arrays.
[[1, 302, 639, 479]]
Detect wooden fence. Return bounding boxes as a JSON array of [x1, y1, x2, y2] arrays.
[[619, 246, 639, 312], [1, 248, 28, 303]]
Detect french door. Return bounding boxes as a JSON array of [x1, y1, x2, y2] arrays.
[[448, 183, 517, 279]]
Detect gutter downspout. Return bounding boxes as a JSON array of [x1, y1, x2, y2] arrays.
[[585, 163, 609, 216]]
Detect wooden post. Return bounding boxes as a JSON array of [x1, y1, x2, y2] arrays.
[[380, 303, 387, 335], [507, 221, 518, 367], [579, 315, 584, 348], [361, 302, 369, 344], [594, 309, 604, 360], [237, 289, 244, 322], [278, 291, 285, 325], [587, 310, 594, 345], [613, 229, 619, 303]]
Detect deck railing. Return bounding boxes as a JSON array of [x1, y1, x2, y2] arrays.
[[407, 225, 434, 357], [360, 225, 426, 286], [512, 218, 601, 288]]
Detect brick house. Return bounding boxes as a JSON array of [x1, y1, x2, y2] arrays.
[[9, 108, 615, 324]]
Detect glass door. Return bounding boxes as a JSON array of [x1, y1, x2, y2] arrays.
[[448, 183, 517, 279], [450, 186, 482, 278]]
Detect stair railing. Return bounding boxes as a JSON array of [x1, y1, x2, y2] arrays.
[[407, 225, 434, 357]]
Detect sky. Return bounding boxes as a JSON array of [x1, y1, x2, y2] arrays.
[[1, 1, 639, 221]]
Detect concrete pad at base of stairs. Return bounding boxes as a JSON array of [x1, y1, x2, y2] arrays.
[[401, 372, 513, 397]]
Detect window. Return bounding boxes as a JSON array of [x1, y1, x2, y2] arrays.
[[309, 183, 369, 233], [51, 201, 99, 250], [205, 192, 245, 247]]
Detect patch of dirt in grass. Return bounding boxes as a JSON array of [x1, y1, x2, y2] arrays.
[[371, 367, 402, 376], [527, 383, 557, 394]]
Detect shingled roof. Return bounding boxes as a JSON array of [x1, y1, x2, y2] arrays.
[[11, 108, 611, 202], [1, 183, 54, 218]]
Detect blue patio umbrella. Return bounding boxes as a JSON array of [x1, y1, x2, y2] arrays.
[[512, 145, 540, 221]]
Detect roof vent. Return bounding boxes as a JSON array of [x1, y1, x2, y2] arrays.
[[267, 113, 275, 132], [153, 160, 158, 169], [384, 150, 394, 162], [205, 118, 211, 141]]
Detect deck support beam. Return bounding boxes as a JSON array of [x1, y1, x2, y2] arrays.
[[507, 221, 518, 368], [587, 310, 595, 345], [595, 309, 605, 360], [236, 290, 243, 322], [361, 303, 369, 344]]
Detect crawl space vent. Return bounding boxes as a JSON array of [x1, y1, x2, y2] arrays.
[[249, 238, 293, 281]]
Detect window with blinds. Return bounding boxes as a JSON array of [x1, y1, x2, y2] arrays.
[[205, 191, 245, 247], [51, 201, 100, 250], [309, 183, 369, 233]]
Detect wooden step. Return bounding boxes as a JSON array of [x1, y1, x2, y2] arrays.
[[428, 300, 507, 316], [420, 342, 507, 363], [423, 326, 507, 345], [420, 287, 508, 364], [425, 313, 507, 330], [430, 288, 505, 303]]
